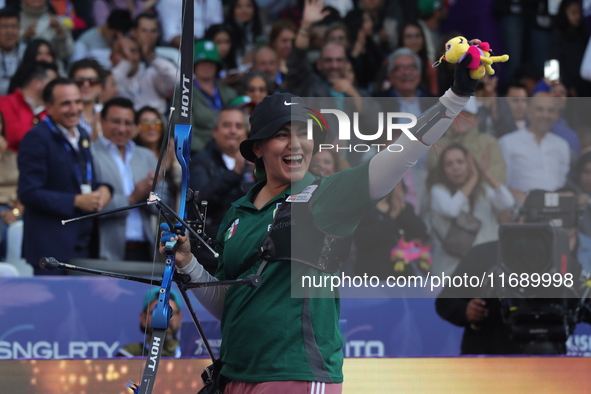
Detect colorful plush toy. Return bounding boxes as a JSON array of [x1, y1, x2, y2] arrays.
[[390, 239, 432, 275], [434, 36, 509, 79]]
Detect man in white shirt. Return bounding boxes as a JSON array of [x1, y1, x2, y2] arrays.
[[69, 59, 105, 140], [498, 93, 570, 201]]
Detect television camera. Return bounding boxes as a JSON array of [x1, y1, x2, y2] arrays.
[[497, 190, 589, 354]]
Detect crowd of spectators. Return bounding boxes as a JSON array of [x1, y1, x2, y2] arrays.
[[2, 0, 591, 362], [1, 0, 591, 294]]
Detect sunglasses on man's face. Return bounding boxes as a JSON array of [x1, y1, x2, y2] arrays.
[[139, 120, 163, 132], [74, 78, 101, 87]]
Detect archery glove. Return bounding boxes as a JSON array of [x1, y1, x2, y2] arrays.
[[451, 54, 479, 97]]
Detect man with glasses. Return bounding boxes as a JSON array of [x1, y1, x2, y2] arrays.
[[0, 7, 25, 96], [374, 48, 435, 213], [69, 59, 105, 141], [378, 47, 430, 104], [18, 78, 112, 274], [91, 97, 164, 262], [375, 48, 434, 130]]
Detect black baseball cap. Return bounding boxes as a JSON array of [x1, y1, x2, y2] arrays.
[[239, 92, 325, 162]]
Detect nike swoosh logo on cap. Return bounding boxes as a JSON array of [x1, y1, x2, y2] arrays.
[[284, 101, 298, 106]]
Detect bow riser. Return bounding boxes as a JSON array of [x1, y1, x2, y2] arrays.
[[151, 257, 175, 330], [174, 124, 193, 218]]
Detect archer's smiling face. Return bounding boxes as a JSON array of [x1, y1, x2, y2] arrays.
[[254, 121, 314, 187]]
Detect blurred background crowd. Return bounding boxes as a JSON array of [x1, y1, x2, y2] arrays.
[[2, 0, 591, 285]]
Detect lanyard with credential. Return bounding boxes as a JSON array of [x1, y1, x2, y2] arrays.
[[193, 80, 222, 111], [45, 117, 93, 188]]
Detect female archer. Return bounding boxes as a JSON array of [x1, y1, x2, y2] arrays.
[[161, 36, 481, 394]]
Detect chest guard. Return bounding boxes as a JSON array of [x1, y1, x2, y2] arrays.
[[259, 182, 352, 273]]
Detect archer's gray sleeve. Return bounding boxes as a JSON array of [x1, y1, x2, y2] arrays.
[[176, 256, 226, 321], [368, 89, 469, 201]]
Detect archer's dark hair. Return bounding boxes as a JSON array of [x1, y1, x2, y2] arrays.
[[68, 58, 106, 83], [101, 97, 135, 119], [42, 77, 77, 104]]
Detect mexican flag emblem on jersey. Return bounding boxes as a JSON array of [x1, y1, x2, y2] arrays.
[[224, 218, 239, 241]]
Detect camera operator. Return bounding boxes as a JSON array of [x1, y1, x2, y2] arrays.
[[435, 188, 589, 355], [435, 240, 522, 355]]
